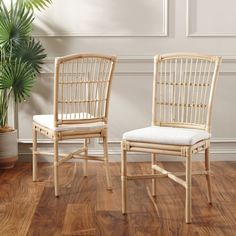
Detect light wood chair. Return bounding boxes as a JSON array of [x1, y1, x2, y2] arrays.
[[121, 53, 221, 223], [32, 53, 116, 196]]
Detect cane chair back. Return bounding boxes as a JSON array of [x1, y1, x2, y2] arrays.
[[152, 54, 221, 132], [54, 53, 116, 126], [32, 53, 116, 197]]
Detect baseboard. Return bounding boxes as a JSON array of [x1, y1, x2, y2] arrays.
[[19, 148, 236, 162]]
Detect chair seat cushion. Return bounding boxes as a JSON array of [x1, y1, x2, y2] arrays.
[[33, 114, 106, 132], [123, 126, 210, 146]]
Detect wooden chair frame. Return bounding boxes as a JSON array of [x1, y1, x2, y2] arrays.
[[32, 53, 116, 196], [121, 53, 221, 223]]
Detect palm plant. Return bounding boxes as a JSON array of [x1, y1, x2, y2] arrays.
[[0, 0, 51, 131]]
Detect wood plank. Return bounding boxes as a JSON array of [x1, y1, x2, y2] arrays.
[[0, 163, 45, 236], [27, 163, 75, 235], [96, 211, 129, 236], [62, 204, 96, 235], [64, 163, 98, 235], [96, 176, 121, 212]]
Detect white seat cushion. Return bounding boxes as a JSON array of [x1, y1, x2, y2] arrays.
[[123, 126, 210, 146], [33, 113, 106, 132]]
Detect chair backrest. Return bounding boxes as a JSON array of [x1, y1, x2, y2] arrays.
[[152, 53, 221, 132], [53, 53, 116, 126]]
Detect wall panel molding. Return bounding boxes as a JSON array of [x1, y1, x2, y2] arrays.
[[186, 0, 236, 37], [34, 0, 168, 37]]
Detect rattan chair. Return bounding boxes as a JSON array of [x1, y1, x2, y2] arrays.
[[32, 53, 116, 196], [121, 53, 221, 223]]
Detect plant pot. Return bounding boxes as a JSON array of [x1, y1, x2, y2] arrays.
[[0, 130, 18, 169]]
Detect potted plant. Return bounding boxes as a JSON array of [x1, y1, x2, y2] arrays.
[[0, 0, 51, 169]]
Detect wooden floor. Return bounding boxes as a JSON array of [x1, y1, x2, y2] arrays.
[[0, 161, 235, 236]]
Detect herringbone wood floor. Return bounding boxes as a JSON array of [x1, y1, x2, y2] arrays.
[[0, 161, 235, 235]]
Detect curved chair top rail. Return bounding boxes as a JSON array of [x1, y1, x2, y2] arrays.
[[55, 53, 117, 64], [155, 53, 221, 63], [53, 53, 117, 127], [152, 53, 222, 132]]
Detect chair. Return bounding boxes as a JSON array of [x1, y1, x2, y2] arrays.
[[121, 53, 221, 223], [32, 53, 116, 196]]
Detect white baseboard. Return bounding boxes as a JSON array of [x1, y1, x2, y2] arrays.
[[19, 148, 236, 162]]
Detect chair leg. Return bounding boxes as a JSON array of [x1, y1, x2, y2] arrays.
[[121, 143, 127, 214], [32, 126, 37, 181], [103, 136, 112, 190], [83, 138, 88, 177], [54, 135, 59, 197], [205, 148, 212, 204], [151, 153, 157, 197], [185, 154, 192, 223]]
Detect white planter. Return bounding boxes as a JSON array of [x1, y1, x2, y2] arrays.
[[0, 130, 18, 169]]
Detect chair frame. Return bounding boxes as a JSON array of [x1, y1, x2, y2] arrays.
[[121, 53, 221, 223], [32, 53, 116, 196]]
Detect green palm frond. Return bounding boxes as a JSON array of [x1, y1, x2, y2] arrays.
[[13, 37, 46, 73], [0, 0, 51, 128], [0, 1, 33, 47], [19, 0, 52, 11], [0, 58, 36, 102]]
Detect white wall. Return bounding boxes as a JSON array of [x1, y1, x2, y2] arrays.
[[18, 0, 236, 161]]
